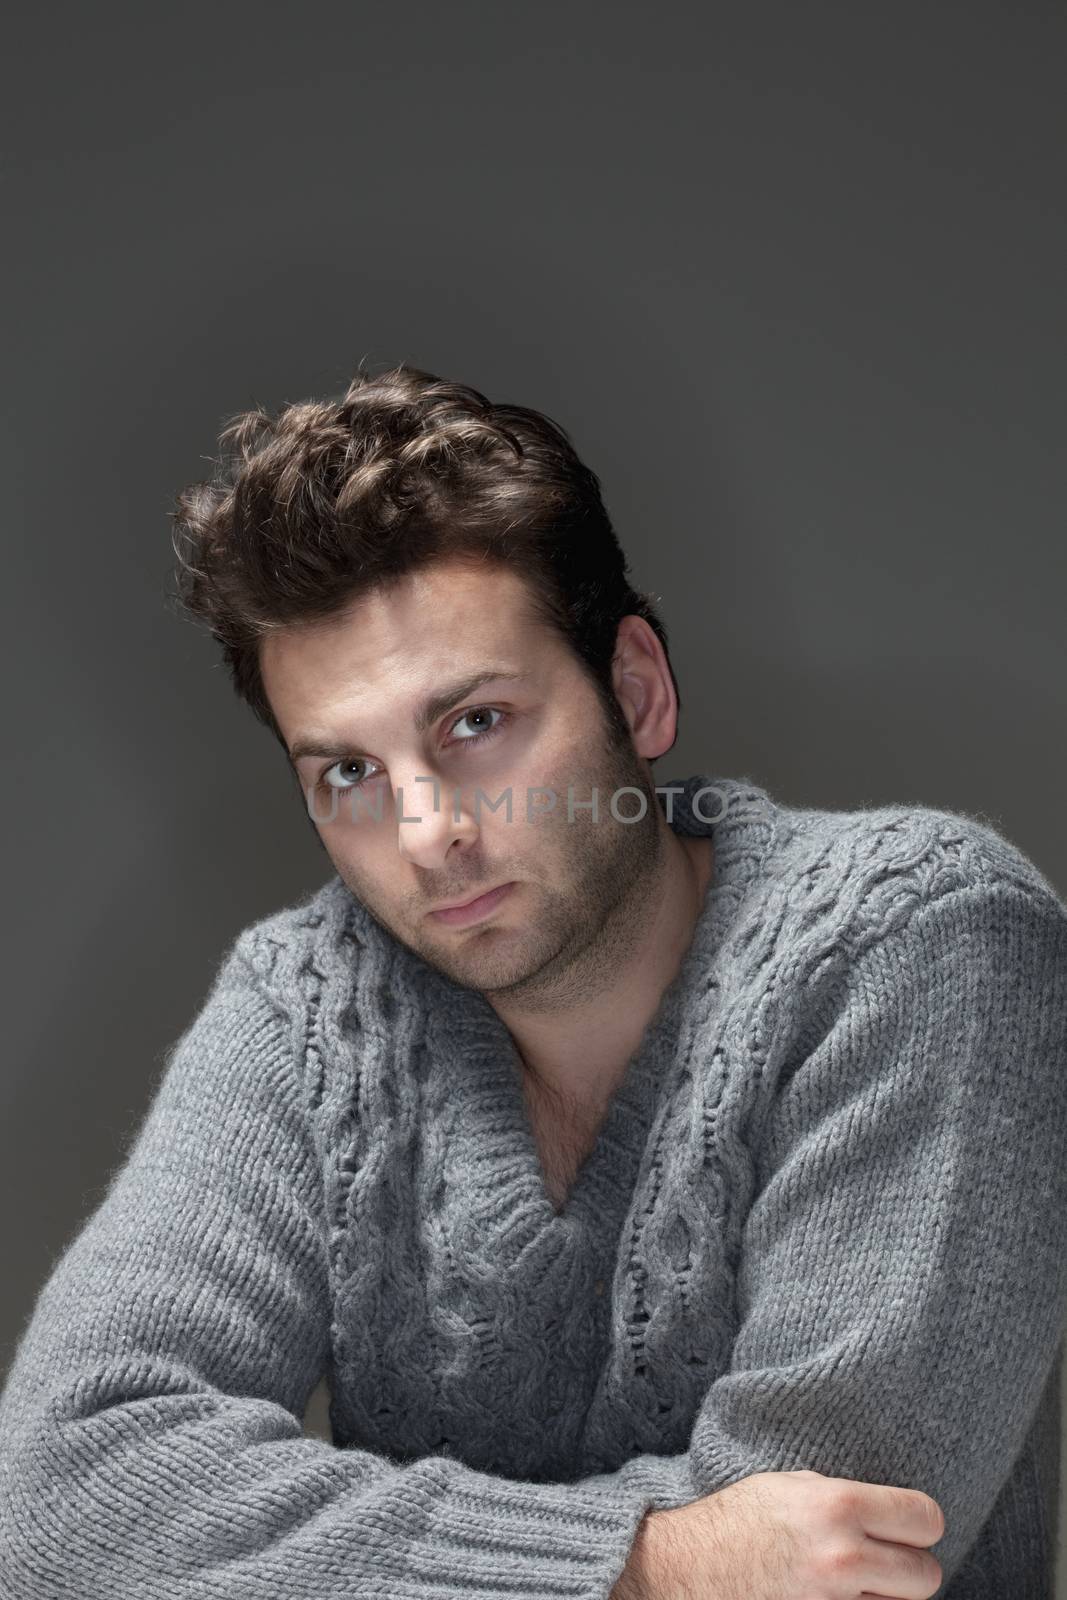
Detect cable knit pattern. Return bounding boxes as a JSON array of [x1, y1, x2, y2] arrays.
[[2, 773, 1066, 1598]]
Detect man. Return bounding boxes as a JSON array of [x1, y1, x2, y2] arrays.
[[2, 363, 1065, 1600], [263, 552, 716, 1214]]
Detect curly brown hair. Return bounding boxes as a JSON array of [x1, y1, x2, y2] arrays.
[[167, 361, 680, 755]]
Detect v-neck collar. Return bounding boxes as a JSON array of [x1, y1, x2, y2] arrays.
[[411, 774, 777, 1276]]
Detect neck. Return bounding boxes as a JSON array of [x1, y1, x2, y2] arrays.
[[490, 828, 715, 1111]]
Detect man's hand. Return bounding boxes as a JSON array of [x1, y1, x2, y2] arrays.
[[611, 1468, 946, 1600]]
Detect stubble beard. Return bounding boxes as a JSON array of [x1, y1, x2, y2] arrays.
[[458, 732, 668, 1012], [339, 724, 669, 1009]]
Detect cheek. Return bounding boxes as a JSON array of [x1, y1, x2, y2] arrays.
[[509, 723, 590, 799], [322, 811, 400, 885], [529, 729, 612, 809], [501, 706, 579, 779]]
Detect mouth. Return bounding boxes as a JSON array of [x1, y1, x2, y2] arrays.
[[427, 882, 515, 928]]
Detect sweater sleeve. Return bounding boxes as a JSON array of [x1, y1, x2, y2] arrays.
[[0, 936, 660, 1600], [684, 877, 1067, 1588]]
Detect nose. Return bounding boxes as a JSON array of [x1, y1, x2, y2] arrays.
[[394, 771, 481, 869]]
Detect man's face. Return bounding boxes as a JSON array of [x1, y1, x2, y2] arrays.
[[260, 557, 667, 1004]]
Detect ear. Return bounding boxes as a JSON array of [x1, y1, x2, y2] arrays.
[[610, 615, 679, 761]]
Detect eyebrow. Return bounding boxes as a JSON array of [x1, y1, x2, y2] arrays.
[[286, 668, 530, 763]]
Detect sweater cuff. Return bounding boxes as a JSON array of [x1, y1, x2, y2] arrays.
[[402, 1456, 679, 1597]]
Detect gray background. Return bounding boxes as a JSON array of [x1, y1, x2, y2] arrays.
[[4, 2, 1065, 1587]]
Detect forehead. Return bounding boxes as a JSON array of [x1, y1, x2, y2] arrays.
[[260, 557, 564, 742]]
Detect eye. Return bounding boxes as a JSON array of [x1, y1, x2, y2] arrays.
[[318, 756, 379, 793], [449, 706, 505, 742], [314, 706, 509, 797]]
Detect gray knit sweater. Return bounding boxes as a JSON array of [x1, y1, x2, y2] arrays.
[[2, 774, 1066, 1598]]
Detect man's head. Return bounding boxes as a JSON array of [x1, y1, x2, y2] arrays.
[[170, 363, 687, 1004]]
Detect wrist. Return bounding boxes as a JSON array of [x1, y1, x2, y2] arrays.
[[611, 1508, 668, 1600]]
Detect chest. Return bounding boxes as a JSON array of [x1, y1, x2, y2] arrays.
[[317, 962, 761, 1478], [520, 1078, 611, 1213]]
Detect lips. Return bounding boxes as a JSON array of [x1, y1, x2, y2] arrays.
[[432, 886, 502, 914], [428, 882, 514, 927]]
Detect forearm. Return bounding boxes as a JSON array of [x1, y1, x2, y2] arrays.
[[610, 1510, 655, 1600], [611, 1507, 695, 1600]]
